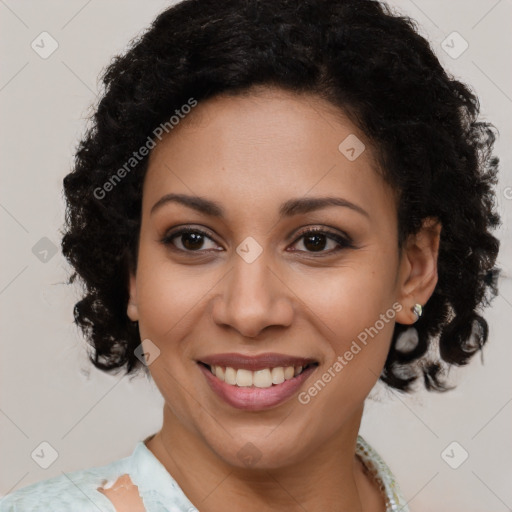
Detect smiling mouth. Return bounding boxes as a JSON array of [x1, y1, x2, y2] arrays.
[[198, 362, 319, 388]]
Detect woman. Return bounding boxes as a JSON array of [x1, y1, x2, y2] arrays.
[[0, 0, 501, 510]]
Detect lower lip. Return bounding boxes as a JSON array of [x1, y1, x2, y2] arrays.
[[198, 363, 318, 411]]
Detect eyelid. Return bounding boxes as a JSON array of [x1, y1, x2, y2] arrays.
[[292, 226, 353, 245], [161, 226, 220, 252]]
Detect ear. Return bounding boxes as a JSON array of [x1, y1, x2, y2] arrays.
[[395, 217, 442, 325], [127, 272, 139, 322]]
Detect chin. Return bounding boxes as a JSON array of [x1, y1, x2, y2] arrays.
[[204, 428, 313, 471]]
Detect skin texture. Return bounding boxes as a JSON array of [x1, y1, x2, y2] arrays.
[[125, 87, 441, 512], [97, 474, 145, 511]]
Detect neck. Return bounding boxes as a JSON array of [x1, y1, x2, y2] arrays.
[[145, 404, 384, 512]]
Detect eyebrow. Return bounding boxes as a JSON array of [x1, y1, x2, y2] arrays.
[[150, 193, 370, 219]]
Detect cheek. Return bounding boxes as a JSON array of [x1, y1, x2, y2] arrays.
[[296, 253, 396, 341], [295, 252, 397, 395], [295, 292, 395, 445], [134, 250, 207, 341], [133, 259, 205, 430], [133, 264, 203, 407], [137, 276, 188, 338]]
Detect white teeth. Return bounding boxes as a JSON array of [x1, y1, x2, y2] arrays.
[[284, 366, 295, 380], [209, 364, 310, 387], [224, 367, 237, 385], [271, 367, 285, 384], [253, 369, 273, 388], [236, 369, 253, 387], [216, 366, 225, 381]]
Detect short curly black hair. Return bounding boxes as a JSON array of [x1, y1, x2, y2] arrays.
[[61, 0, 501, 392]]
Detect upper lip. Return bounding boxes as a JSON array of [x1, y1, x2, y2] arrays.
[[198, 353, 318, 371]]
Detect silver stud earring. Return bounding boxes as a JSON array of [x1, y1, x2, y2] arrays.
[[412, 303, 423, 322]]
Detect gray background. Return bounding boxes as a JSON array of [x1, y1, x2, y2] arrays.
[[1, 1, 511, 510]]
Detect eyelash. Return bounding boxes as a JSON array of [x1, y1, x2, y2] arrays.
[[160, 226, 355, 256]]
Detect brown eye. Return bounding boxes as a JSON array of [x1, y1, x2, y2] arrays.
[[161, 228, 219, 252], [289, 228, 354, 255]]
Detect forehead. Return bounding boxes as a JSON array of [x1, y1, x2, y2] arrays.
[[142, 88, 396, 227]]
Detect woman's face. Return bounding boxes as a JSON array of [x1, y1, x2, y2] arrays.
[[127, 87, 434, 469]]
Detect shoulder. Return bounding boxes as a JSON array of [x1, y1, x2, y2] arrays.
[[0, 451, 134, 512]]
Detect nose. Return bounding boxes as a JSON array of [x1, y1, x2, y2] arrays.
[[210, 253, 294, 338]]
